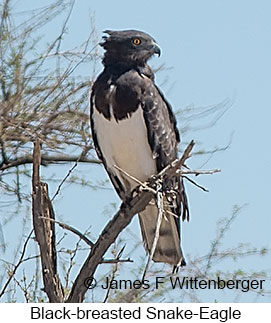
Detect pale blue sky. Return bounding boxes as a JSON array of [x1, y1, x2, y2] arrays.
[[2, 0, 271, 302], [55, 0, 271, 263]]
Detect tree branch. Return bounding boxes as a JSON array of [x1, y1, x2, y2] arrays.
[[66, 190, 153, 302], [0, 229, 33, 299], [66, 140, 199, 302], [32, 139, 64, 302], [29, 138, 220, 303], [0, 153, 101, 171], [39, 217, 94, 248]]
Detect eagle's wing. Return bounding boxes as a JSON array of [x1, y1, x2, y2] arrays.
[[141, 78, 189, 222], [130, 76, 188, 266]]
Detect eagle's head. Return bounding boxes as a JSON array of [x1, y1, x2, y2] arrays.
[[101, 29, 161, 66]]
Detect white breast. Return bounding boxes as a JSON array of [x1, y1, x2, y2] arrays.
[[93, 103, 157, 192]]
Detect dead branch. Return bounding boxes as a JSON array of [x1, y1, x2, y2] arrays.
[[32, 139, 64, 302]]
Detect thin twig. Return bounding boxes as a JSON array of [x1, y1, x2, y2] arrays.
[[51, 161, 78, 201], [103, 245, 126, 303], [64, 237, 81, 290], [39, 217, 94, 247], [183, 176, 209, 192], [158, 140, 195, 178], [204, 205, 244, 274], [113, 165, 144, 186], [113, 164, 156, 194], [180, 169, 221, 176], [39, 217, 132, 265], [0, 230, 33, 299], [101, 258, 133, 264]]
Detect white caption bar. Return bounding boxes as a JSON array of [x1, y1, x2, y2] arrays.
[[0, 303, 270, 322]]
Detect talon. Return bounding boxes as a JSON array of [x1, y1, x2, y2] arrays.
[[131, 185, 141, 197]]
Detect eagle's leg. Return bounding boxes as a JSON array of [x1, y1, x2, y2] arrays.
[[122, 182, 154, 209], [119, 186, 140, 209]]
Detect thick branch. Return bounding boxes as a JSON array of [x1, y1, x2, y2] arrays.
[[67, 190, 153, 303], [32, 139, 64, 302]]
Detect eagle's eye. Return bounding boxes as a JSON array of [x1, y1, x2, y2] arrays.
[[132, 38, 141, 46]]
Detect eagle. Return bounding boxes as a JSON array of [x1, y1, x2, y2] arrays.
[[90, 30, 189, 267]]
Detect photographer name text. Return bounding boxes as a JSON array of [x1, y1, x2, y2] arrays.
[[87, 276, 265, 293]]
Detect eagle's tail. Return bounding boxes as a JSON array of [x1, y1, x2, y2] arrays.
[[138, 200, 186, 266]]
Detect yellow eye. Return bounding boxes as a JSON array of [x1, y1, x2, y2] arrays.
[[132, 38, 141, 46]]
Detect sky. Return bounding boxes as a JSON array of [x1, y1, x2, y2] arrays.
[[53, 0, 271, 252], [2, 0, 271, 302]]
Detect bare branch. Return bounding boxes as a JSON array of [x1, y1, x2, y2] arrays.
[[67, 190, 153, 302], [183, 176, 209, 192], [39, 217, 94, 248], [51, 161, 78, 201], [181, 169, 221, 176], [101, 258, 133, 264], [32, 139, 64, 302], [0, 154, 101, 171], [102, 246, 127, 303], [113, 164, 156, 193]]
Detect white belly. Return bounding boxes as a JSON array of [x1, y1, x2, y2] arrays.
[[93, 105, 157, 192]]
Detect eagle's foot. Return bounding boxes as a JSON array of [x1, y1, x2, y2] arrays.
[[130, 185, 141, 198], [143, 176, 160, 192], [121, 187, 139, 209]]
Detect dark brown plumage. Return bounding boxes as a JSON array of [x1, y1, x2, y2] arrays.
[[90, 30, 189, 267]]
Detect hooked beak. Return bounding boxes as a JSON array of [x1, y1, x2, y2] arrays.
[[152, 43, 161, 57]]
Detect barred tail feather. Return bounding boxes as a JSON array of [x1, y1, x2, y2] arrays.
[[138, 200, 185, 266]]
